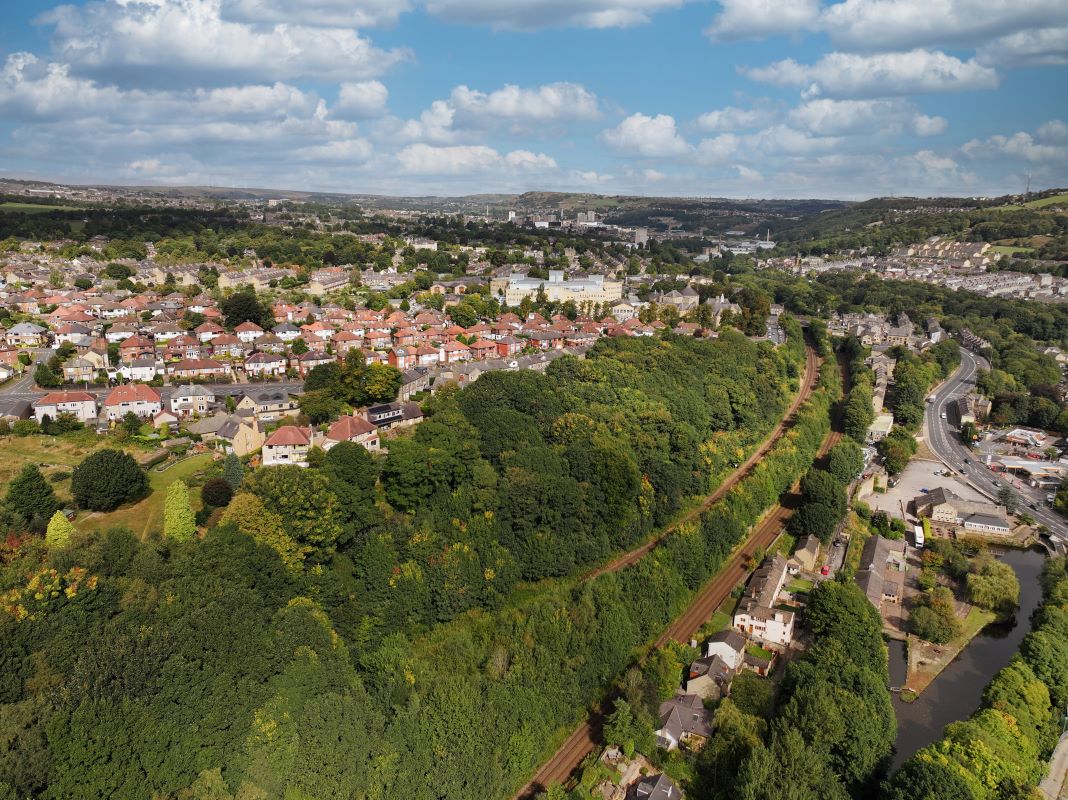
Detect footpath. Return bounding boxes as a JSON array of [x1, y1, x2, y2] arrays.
[[1041, 733, 1068, 800]]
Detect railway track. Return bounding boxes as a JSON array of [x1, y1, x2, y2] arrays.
[[514, 343, 837, 800]]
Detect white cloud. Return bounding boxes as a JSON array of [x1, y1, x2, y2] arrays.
[[393, 82, 600, 143], [695, 133, 740, 165], [819, 0, 1068, 52], [706, 0, 821, 41], [695, 105, 776, 132], [601, 113, 691, 157], [336, 81, 389, 118], [504, 150, 558, 170], [297, 138, 375, 162], [742, 49, 998, 98], [448, 82, 600, 126], [743, 125, 842, 155], [963, 122, 1068, 164], [40, 0, 409, 87], [569, 169, 614, 185], [423, 0, 688, 30], [787, 98, 946, 136], [219, 0, 412, 28], [735, 164, 763, 181], [977, 25, 1068, 67], [1038, 120, 1068, 142], [397, 101, 459, 144], [395, 143, 556, 174]]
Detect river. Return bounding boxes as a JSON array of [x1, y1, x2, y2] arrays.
[[888, 547, 1047, 769]]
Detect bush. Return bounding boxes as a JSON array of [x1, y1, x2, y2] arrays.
[[71, 449, 149, 511], [12, 419, 40, 436], [49, 471, 71, 483]]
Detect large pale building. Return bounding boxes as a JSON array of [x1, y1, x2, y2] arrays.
[[491, 270, 623, 306]]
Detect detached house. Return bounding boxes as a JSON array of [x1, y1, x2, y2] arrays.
[[262, 425, 314, 467], [324, 414, 380, 452], [62, 358, 97, 383], [170, 384, 215, 417], [655, 694, 712, 752], [234, 321, 265, 343], [103, 383, 163, 420], [6, 323, 47, 347], [237, 389, 298, 419], [244, 351, 287, 378]]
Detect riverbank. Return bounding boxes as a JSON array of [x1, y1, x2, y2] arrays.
[[905, 605, 997, 693], [890, 548, 1046, 769]]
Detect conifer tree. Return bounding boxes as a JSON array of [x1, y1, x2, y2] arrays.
[[163, 480, 197, 541], [45, 511, 75, 549], [222, 453, 244, 490]]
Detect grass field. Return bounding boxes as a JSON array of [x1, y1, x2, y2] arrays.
[[0, 432, 109, 488], [0, 201, 81, 214], [993, 193, 1068, 211], [78, 453, 214, 538], [991, 244, 1035, 255]]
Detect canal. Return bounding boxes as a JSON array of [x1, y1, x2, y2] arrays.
[[888, 547, 1047, 769]]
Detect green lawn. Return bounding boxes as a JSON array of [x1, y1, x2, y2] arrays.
[[0, 201, 81, 214], [78, 453, 214, 538], [990, 244, 1035, 255], [786, 578, 814, 593], [699, 610, 732, 639], [746, 643, 774, 661]]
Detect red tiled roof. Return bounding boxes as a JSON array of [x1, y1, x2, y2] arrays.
[[264, 425, 312, 447], [326, 415, 376, 441], [37, 391, 96, 405], [104, 384, 161, 406]]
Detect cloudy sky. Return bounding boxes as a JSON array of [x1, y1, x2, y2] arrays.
[[1, 0, 1066, 198]]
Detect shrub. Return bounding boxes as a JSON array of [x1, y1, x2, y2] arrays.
[[200, 478, 234, 508]]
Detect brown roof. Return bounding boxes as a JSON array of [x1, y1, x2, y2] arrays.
[[264, 425, 312, 447], [326, 415, 377, 441], [36, 390, 96, 405], [104, 384, 161, 406]]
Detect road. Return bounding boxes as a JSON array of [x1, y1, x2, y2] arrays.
[[0, 370, 306, 406], [514, 349, 843, 800], [924, 347, 1067, 544], [587, 341, 821, 580]]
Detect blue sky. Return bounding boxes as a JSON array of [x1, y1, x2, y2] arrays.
[[0, 0, 1066, 198]]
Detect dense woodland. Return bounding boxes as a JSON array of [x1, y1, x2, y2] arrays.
[[0, 326, 841, 799]]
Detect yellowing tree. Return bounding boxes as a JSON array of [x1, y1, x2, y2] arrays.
[[45, 511, 75, 549], [163, 480, 197, 542], [221, 493, 309, 572]]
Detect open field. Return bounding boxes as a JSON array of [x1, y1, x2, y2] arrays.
[[994, 193, 1068, 211], [78, 453, 214, 537], [991, 244, 1035, 255], [0, 202, 81, 214], [0, 432, 110, 489]]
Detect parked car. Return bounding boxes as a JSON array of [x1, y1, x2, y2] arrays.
[[820, 565, 831, 576]]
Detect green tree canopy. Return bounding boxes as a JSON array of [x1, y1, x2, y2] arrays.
[[70, 449, 148, 511]]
